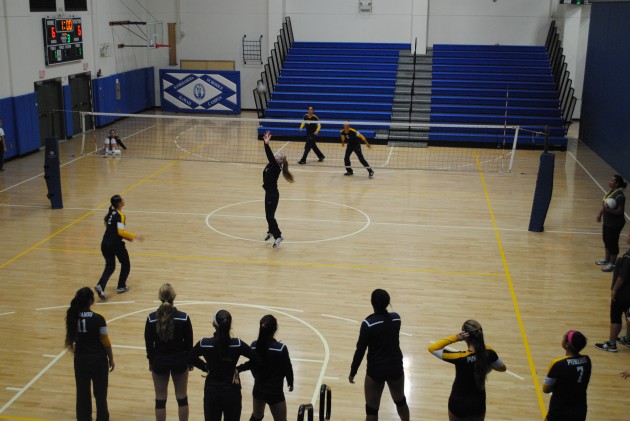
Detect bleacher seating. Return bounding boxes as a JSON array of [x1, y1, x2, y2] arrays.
[[259, 42, 409, 140], [429, 45, 567, 148]]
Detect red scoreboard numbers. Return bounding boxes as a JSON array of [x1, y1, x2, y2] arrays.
[[43, 17, 84, 65]]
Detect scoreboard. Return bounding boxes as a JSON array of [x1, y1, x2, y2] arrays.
[[42, 17, 84, 65]]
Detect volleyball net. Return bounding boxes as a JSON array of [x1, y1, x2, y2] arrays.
[[80, 111, 524, 173]]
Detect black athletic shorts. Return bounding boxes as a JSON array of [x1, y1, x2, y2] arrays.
[[366, 369, 404, 384], [252, 388, 285, 406], [603, 224, 624, 255], [448, 393, 486, 418], [151, 361, 189, 376], [610, 299, 630, 324]]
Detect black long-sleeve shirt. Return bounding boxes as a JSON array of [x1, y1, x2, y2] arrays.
[[144, 308, 193, 367], [190, 336, 260, 390], [241, 339, 294, 393], [262, 143, 281, 191], [350, 312, 404, 378]]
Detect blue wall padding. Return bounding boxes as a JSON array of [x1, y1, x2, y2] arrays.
[[63, 84, 73, 138], [580, 2, 630, 179], [93, 67, 155, 127], [12, 93, 40, 155], [529, 152, 555, 232]]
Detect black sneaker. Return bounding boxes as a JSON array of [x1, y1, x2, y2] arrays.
[[318, 156, 325, 162], [298, 160, 306, 165], [116, 286, 130, 294], [595, 341, 618, 352], [264, 232, 272, 241], [368, 170, 374, 179], [94, 285, 106, 300], [344, 172, 353, 176]]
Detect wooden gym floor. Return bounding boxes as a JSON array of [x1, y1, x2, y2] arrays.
[[0, 117, 626, 421]]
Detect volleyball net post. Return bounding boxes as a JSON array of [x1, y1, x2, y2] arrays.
[[79, 111, 522, 173]]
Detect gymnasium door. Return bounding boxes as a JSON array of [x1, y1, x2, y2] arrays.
[[69, 72, 93, 134], [35, 79, 65, 147]]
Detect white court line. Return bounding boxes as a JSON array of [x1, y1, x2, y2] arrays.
[[0, 312, 15, 317], [293, 358, 325, 364], [113, 344, 145, 350], [568, 151, 630, 221], [35, 301, 135, 311], [275, 141, 291, 154], [156, 301, 304, 313], [0, 125, 157, 194], [43, 354, 58, 358], [320, 314, 359, 324], [5, 388, 21, 392], [323, 376, 339, 380], [0, 349, 67, 414], [506, 370, 525, 381], [401, 332, 413, 337]]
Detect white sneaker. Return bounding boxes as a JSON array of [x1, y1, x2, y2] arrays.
[[596, 258, 609, 265], [602, 263, 616, 272], [273, 237, 284, 248], [94, 285, 106, 300]]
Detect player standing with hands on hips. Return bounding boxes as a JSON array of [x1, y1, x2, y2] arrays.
[[341, 121, 374, 178], [298, 106, 325, 164], [95, 194, 144, 300], [65, 287, 115, 421], [262, 131, 294, 248], [596, 174, 626, 272]]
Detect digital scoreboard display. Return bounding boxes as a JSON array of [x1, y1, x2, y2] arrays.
[[43, 17, 84, 65]]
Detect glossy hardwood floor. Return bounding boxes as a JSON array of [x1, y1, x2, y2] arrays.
[[0, 119, 626, 421]]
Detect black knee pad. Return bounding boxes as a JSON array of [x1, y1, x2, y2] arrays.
[[394, 397, 407, 407], [155, 399, 167, 409], [176, 396, 188, 407], [366, 405, 378, 416]]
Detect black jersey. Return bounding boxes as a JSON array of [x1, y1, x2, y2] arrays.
[[262, 143, 281, 191], [612, 250, 630, 301], [102, 208, 134, 243], [545, 355, 591, 421], [440, 347, 500, 397], [603, 188, 625, 227], [350, 312, 403, 379], [300, 114, 321, 135], [144, 308, 193, 366], [341, 128, 366, 146], [74, 311, 110, 356], [190, 336, 260, 390], [249, 339, 294, 393]]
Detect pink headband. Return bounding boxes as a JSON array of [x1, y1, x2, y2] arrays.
[[567, 330, 576, 346]]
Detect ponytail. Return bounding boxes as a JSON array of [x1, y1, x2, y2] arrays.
[[613, 174, 627, 189], [256, 315, 278, 359], [156, 283, 176, 342], [65, 287, 94, 350], [281, 157, 294, 183], [103, 194, 123, 224], [463, 319, 488, 390], [214, 310, 233, 362]]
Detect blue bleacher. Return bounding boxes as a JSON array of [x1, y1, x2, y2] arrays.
[[259, 42, 408, 140], [429, 44, 566, 147]]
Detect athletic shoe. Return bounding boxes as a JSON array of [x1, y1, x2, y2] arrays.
[[116, 286, 130, 294], [344, 172, 353, 176], [602, 263, 616, 272], [617, 336, 630, 349], [94, 285, 106, 300], [273, 237, 283, 248], [595, 341, 618, 352], [264, 232, 272, 241], [368, 170, 374, 179], [318, 156, 326, 162], [298, 160, 306, 165], [596, 258, 609, 265]]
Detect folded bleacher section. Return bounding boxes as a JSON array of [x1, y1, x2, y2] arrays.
[[429, 45, 567, 149], [260, 42, 410, 141]]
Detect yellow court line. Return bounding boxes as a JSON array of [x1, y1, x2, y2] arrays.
[[475, 150, 546, 418], [0, 155, 194, 271], [0, 416, 60, 421], [34, 247, 504, 278]]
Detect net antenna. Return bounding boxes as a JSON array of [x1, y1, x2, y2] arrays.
[[110, 20, 169, 49]]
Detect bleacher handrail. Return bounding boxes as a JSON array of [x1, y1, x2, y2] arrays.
[[408, 38, 418, 126]]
